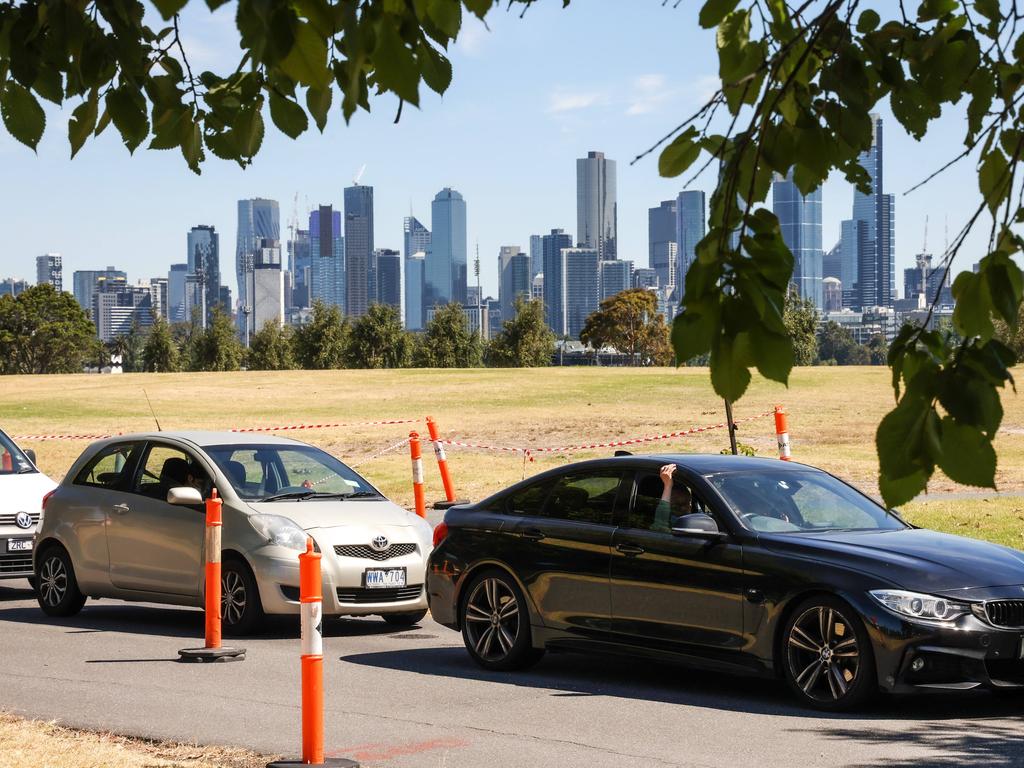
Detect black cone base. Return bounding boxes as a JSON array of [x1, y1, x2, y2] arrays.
[[432, 499, 468, 510], [267, 759, 359, 767], [177, 646, 246, 662]]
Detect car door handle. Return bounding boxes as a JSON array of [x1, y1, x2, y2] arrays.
[[520, 528, 546, 541], [112, 503, 130, 515], [615, 543, 645, 556]]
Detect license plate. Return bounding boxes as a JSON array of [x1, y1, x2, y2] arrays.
[[6, 539, 32, 553], [364, 567, 406, 589]]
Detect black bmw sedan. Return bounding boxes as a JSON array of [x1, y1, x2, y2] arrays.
[[426, 454, 1024, 710]]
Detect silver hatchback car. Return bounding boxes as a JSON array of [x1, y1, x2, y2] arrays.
[[34, 432, 433, 634]]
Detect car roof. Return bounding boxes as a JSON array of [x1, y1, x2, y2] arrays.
[[540, 453, 817, 475], [89, 431, 306, 448]]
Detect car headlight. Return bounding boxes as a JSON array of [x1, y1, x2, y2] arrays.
[[249, 514, 309, 551], [869, 589, 970, 623]]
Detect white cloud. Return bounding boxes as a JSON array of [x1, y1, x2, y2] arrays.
[[547, 90, 609, 114], [625, 73, 670, 116], [457, 16, 490, 57]]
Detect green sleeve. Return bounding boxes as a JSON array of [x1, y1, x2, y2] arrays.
[[652, 499, 672, 533]]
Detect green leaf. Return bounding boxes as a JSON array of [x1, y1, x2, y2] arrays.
[[180, 118, 204, 174], [105, 84, 149, 153], [418, 41, 452, 95], [856, 9, 880, 32], [151, 0, 189, 19], [306, 85, 332, 131], [979, 149, 1009, 213], [1, 81, 46, 150], [876, 397, 934, 507], [280, 22, 331, 89], [952, 271, 995, 340], [748, 326, 792, 384], [426, 0, 461, 39], [658, 126, 701, 178], [269, 91, 308, 138], [917, 0, 957, 21], [878, 470, 930, 510], [68, 90, 98, 158], [373, 20, 420, 104], [233, 104, 264, 160], [699, 0, 740, 29], [710, 332, 752, 401], [936, 417, 996, 487]]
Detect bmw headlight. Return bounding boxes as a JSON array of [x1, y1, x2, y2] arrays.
[[869, 589, 970, 623], [249, 514, 309, 551]]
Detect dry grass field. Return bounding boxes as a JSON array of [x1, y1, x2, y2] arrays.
[[1, 366, 1023, 546]]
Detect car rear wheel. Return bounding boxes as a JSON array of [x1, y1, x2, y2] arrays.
[[221, 557, 265, 637], [782, 595, 876, 711], [382, 610, 427, 626], [460, 569, 544, 671], [36, 546, 86, 618]]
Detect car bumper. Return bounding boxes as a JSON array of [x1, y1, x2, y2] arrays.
[[0, 535, 35, 579], [250, 539, 429, 617], [853, 593, 1024, 693]]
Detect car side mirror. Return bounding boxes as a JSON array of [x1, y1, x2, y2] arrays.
[[672, 513, 726, 538], [167, 486, 203, 506]]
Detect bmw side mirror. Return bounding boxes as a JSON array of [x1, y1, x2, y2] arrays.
[[672, 513, 726, 538], [24, 449, 36, 465], [167, 487, 204, 506]]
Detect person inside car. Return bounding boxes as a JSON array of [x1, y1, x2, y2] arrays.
[[652, 463, 692, 533]]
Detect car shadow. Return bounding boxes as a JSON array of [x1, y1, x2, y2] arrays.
[[340, 645, 1024, 723], [0, 581, 34, 601]]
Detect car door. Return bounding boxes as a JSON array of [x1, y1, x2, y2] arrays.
[[609, 468, 746, 654], [503, 470, 624, 636], [105, 441, 209, 596]]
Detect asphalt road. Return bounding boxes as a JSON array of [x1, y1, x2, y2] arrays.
[[1, 578, 1022, 768]]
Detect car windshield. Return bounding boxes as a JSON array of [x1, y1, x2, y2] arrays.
[[0, 430, 35, 475], [707, 469, 906, 533], [205, 444, 380, 502]]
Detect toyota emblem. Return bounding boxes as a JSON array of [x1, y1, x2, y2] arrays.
[[15, 512, 33, 530], [370, 535, 389, 552]]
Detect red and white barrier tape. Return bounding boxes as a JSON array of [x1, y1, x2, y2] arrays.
[[230, 418, 420, 433], [12, 433, 117, 441]]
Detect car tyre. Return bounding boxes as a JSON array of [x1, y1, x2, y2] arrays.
[[781, 595, 876, 711], [382, 610, 427, 627], [460, 569, 544, 672], [221, 556, 265, 637], [35, 546, 86, 618]]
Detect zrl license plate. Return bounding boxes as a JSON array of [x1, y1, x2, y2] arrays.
[[364, 567, 406, 589], [6, 539, 32, 553]]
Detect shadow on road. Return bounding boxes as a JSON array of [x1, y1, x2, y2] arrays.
[[341, 646, 1024, 724], [0, 581, 34, 602]]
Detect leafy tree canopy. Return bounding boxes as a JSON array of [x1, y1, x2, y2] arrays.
[[0, 284, 99, 374], [415, 302, 481, 368], [247, 319, 295, 370], [142, 315, 180, 372], [191, 304, 242, 371], [345, 303, 410, 368], [484, 297, 555, 367], [292, 300, 349, 369], [580, 288, 672, 365], [783, 289, 818, 366]]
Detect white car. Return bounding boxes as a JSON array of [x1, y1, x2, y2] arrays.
[[34, 432, 432, 634], [0, 429, 57, 585]]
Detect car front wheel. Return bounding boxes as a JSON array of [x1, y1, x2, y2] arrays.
[[36, 546, 86, 618], [220, 557, 265, 637], [460, 569, 544, 671], [782, 596, 876, 711]]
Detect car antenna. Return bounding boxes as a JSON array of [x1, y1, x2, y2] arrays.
[[143, 389, 162, 432]]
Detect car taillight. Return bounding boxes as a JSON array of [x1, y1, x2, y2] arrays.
[[432, 521, 449, 548], [42, 489, 56, 511]]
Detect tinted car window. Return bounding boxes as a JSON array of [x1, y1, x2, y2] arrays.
[[505, 481, 554, 516], [133, 444, 211, 500], [625, 471, 710, 531], [540, 472, 623, 525], [74, 442, 140, 489]]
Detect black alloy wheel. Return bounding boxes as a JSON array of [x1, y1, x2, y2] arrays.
[[35, 546, 86, 617], [220, 557, 265, 637], [460, 569, 544, 671], [782, 596, 876, 710], [382, 609, 427, 626]]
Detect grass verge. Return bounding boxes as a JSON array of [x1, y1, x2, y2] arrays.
[[903, 497, 1024, 549]]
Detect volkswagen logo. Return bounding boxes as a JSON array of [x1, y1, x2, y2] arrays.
[[15, 512, 33, 530], [370, 535, 389, 552]]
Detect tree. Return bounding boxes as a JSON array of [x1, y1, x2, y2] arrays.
[[580, 289, 671, 365], [415, 303, 481, 368], [109, 316, 146, 372], [783, 289, 818, 366], [484, 298, 555, 367], [247, 321, 295, 371], [141, 316, 180, 372], [817, 322, 859, 366], [292, 301, 349, 369], [346, 304, 410, 369], [866, 334, 888, 366], [0, 284, 99, 374], [191, 306, 242, 371], [995, 302, 1024, 358]]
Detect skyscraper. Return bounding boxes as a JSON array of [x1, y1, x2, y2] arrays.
[[288, 228, 311, 309], [649, 199, 678, 290], [344, 185, 374, 317], [541, 228, 573, 334], [168, 263, 188, 322], [187, 224, 221, 325], [498, 247, 531, 322], [309, 205, 345, 311], [73, 267, 126, 312], [772, 172, 823, 309], [403, 216, 431, 330], [675, 191, 706, 282], [562, 247, 601, 340], [577, 151, 617, 260], [426, 188, 467, 308], [374, 249, 401, 311], [599, 259, 633, 301], [236, 198, 280, 313], [36, 254, 62, 291], [529, 235, 544, 278], [246, 239, 284, 340]]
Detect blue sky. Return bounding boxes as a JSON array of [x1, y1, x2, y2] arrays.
[[0, 0, 989, 299]]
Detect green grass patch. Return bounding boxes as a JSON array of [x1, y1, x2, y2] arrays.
[[902, 497, 1024, 549]]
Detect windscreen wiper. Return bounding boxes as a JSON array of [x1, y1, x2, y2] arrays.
[[260, 490, 320, 502]]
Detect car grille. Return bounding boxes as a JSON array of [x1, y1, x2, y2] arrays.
[[336, 585, 423, 604], [333, 543, 417, 562], [0, 512, 39, 527], [0, 554, 33, 574], [985, 600, 1024, 628]]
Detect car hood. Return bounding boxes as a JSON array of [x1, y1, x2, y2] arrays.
[[244, 498, 423, 530], [1, 471, 57, 515], [761, 527, 1024, 593]]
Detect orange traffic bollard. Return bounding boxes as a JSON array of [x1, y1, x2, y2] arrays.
[[426, 416, 465, 509], [1, 452, 11, 472], [179, 489, 245, 662], [774, 405, 792, 461], [267, 540, 358, 768], [409, 431, 427, 518]]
